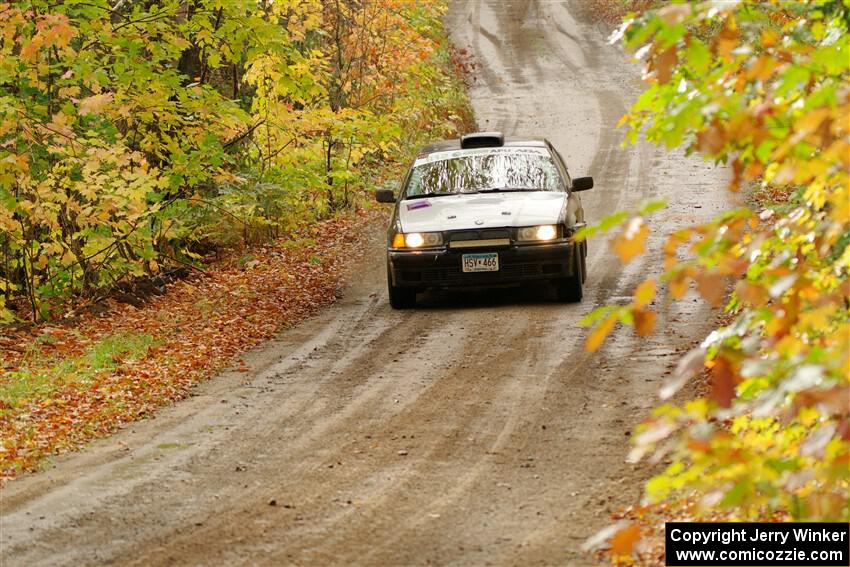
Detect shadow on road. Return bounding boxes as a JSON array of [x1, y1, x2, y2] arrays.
[[415, 282, 568, 309]]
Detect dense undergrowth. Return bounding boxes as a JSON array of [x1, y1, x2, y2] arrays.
[[0, 0, 472, 323]]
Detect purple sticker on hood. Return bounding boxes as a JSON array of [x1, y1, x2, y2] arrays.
[[406, 201, 431, 210]]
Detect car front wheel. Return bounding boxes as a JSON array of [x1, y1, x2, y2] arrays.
[[554, 252, 583, 303], [387, 265, 416, 309]]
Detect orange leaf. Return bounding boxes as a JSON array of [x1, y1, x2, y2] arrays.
[[714, 17, 739, 61], [735, 280, 768, 307], [730, 158, 744, 192], [611, 217, 649, 264], [586, 314, 617, 353], [611, 524, 641, 557], [795, 108, 831, 137], [633, 308, 657, 337], [668, 269, 690, 299], [792, 386, 850, 417], [710, 355, 738, 408], [696, 120, 726, 155], [744, 160, 764, 180], [717, 254, 748, 277], [654, 47, 678, 84], [663, 229, 691, 256], [695, 271, 725, 307]]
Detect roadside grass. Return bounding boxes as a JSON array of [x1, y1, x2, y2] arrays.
[[0, 333, 154, 412]]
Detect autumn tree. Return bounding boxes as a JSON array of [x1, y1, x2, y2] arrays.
[[585, 0, 849, 525], [0, 0, 468, 321]]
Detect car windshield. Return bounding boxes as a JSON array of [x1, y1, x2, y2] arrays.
[[404, 148, 563, 198]]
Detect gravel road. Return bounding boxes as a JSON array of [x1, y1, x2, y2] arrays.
[[1, 1, 730, 565]]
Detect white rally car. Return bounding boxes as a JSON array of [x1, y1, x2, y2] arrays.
[[375, 132, 593, 309]]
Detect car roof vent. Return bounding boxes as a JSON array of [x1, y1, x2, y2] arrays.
[[460, 131, 504, 149]]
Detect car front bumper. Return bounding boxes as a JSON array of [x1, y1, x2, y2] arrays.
[[388, 241, 579, 289]]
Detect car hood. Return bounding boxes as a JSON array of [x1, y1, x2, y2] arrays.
[[397, 192, 566, 233]]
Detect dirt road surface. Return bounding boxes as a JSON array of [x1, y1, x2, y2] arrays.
[[1, 1, 730, 565]]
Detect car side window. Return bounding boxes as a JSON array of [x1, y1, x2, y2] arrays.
[[550, 148, 572, 190]]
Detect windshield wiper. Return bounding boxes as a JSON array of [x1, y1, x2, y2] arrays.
[[404, 192, 456, 200], [404, 188, 544, 199], [474, 187, 537, 193]]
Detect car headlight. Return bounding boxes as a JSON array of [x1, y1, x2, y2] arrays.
[[391, 232, 444, 248], [517, 225, 558, 242]]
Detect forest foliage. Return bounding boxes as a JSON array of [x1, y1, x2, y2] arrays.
[[584, 0, 849, 529], [0, 0, 470, 322]]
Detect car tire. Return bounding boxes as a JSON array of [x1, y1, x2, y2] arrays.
[[580, 241, 587, 284], [387, 265, 416, 309], [554, 252, 583, 303]]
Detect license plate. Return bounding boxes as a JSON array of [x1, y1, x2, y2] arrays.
[[462, 253, 499, 273]]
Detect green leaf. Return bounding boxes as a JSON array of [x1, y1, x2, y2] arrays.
[[686, 38, 711, 74], [720, 480, 753, 507]]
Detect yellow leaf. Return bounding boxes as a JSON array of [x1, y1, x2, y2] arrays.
[[797, 306, 832, 333], [745, 54, 774, 81], [794, 108, 831, 137], [634, 278, 657, 307], [760, 28, 779, 48], [586, 314, 617, 353], [60, 249, 75, 267], [78, 93, 114, 116]]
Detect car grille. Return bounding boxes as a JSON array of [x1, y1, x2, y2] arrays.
[[421, 263, 542, 283], [448, 229, 511, 242]]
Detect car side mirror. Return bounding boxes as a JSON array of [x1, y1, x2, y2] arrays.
[[572, 176, 594, 192], [375, 188, 396, 203]]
